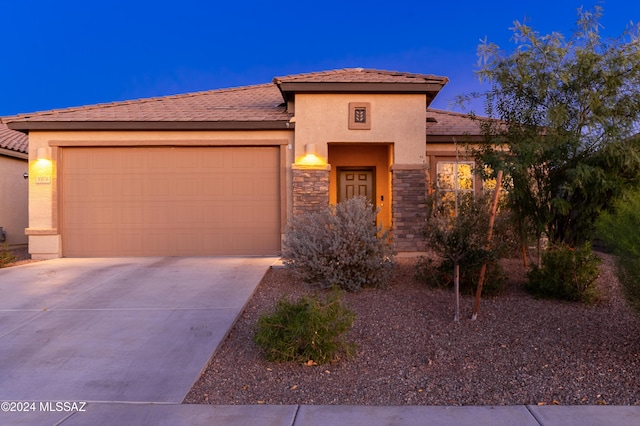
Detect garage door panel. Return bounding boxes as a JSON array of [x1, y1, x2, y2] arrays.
[[145, 206, 172, 225], [174, 150, 199, 168], [201, 178, 225, 196], [122, 180, 144, 197], [119, 234, 144, 253], [62, 147, 280, 257], [173, 204, 202, 224], [204, 205, 228, 224]]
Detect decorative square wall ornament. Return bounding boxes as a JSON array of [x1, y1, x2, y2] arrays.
[[349, 102, 371, 130]]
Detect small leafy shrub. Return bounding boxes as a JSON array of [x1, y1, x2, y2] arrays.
[[615, 255, 640, 313], [415, 251, 507, 296], [254, 290, 355, 364], [283, 196, 395, 291], [526, 242, 601, 303], [596, 189, 640, 312], [418, 192, 509, 297], [0, 244, 17, 268]]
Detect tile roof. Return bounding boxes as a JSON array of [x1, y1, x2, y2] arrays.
[[3, 69, 484, 138], [273, 68, 448, 85], [426, 109, 486, 139], [5, 83, 292, 130], [0, 122, 28, 155], [273, 68, 448, 104]]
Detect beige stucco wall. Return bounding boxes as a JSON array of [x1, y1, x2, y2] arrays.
[[293, 93, 426, 165], [27, 130, 295, 259], [0, 155, 28, 246]]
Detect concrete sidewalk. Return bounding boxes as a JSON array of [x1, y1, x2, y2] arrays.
[[1, 403, 638, 425]]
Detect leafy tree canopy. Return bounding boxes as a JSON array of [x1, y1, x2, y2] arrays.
[[471, 6, 640, 247]]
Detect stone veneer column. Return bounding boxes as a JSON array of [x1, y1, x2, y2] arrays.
[[292, 165, 331, 215], [392, 165, 428, 252]]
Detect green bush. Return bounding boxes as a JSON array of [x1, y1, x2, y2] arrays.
[[415, 251, 507, 296], [282, 196, 395, 291], [596, 189, 640, 312], [254, 290, 356, 364], [0, 244, 17, 268], [615, 255, 640, 313], [526, 242, 601, 303]]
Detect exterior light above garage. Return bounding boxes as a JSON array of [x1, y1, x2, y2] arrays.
[[36, 147, 50, 161], [295, 143, 326, 166], [33, 147, 52, 185]]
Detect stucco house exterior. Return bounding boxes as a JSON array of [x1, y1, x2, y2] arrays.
[[0, 123, 28, 248], [4, 68, 483, 259]]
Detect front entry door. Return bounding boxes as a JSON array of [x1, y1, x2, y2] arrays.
[[338, 168, 375, 206]]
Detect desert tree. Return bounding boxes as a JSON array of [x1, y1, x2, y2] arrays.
[[470, 6, 640, 251], [422, 190, 493, 321]]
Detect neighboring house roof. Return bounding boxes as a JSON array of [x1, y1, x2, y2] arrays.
[[0, 122, 28, 159], [4, 68, 481, 139]]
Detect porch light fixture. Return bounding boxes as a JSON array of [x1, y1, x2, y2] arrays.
[[296, 143, 326, 166], [33, 147, 53, 185], [36, 147, 50, 161], [305, 143, 317, 156]]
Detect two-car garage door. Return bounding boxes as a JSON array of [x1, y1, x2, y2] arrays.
[[61, 147, 281, 257]]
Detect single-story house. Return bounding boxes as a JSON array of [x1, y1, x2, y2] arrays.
[[4, 68, 484, 259], [0, 123, 28, 248]]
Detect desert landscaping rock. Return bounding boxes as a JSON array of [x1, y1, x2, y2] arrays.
[[185, 253, 640, 406]]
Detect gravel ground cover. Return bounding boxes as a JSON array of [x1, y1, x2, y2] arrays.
[[184, 253, 640, 406]]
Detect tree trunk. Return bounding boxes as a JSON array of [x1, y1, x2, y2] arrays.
[[537, 237, 542, 268], [471, 170, 503, 320], [454, 262, 460, 322]]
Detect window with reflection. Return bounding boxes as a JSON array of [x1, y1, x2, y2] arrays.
[[436, 161, 474, 212]]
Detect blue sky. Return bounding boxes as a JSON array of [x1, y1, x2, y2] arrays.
[[1, 1, 638, 117]]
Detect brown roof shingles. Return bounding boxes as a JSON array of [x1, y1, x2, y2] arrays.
[[5, 83, 291, 130], [426, 109, 486, 138], [274, 68, 448, 85], [0, 123, 28, 154], [3, 69, 484, 138]]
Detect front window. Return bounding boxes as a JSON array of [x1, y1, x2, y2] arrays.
[[436, 161, 474, 213]]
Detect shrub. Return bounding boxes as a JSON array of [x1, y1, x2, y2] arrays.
[[418, 192, 510, 302], [596, 189, 640, 312], [254, 290, 355, 364], [282, 196, 395, 291], [415, 251, 507, 296], [0, 244, 17, 268], [526, 242, 601, 303], [615, 255, 640, 313]]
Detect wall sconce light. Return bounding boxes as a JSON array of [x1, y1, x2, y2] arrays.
[[36, 147, 50, 161], [295, 143, 326, 166], [305, 143, 317, 156]]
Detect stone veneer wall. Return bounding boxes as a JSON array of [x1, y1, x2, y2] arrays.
[[292, 165, 330, 215], [392, 166, 428, 251]]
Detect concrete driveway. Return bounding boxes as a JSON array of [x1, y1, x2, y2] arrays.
[[0, 257, 274, 405]]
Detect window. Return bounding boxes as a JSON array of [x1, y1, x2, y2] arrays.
[[482, 166, 509, 205], [436, 161, 474, 212]]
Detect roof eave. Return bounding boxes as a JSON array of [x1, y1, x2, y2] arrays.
[[0, 147, 28, 159], [276, 81, 447, 102], [6, 121, 295, 132], [427, 134, 484, 143]]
